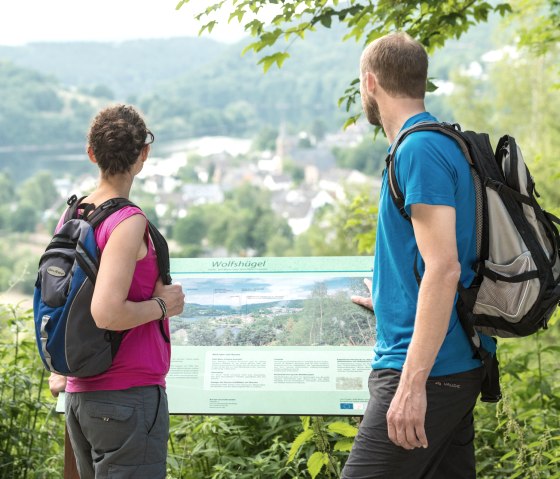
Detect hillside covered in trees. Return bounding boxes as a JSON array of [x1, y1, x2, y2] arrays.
[[0, 20, 498, 148]]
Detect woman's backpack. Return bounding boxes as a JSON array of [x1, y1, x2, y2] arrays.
[[33, 195, 171, 377]]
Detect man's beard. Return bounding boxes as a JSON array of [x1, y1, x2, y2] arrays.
[[362, 94, 382, 127]]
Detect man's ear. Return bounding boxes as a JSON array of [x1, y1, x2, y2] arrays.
[[365, 71, 377, 95]]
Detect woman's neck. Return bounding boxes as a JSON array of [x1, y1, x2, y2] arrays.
[[86, 174, 134, 205]]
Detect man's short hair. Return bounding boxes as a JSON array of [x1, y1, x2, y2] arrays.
[[361, 32, 428, 99]]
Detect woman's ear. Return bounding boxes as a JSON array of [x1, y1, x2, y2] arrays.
[[141, 145, 150, 162], [87, 146, 97, 164]]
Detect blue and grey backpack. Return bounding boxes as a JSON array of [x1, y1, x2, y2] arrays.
[[33, 194, 171, 378], [386, 122, 560, 402]]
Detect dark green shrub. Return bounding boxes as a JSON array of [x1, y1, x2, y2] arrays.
[[0, 305, 65, 478]]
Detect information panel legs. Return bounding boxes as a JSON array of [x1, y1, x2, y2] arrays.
[[64, 426, 80, 479]]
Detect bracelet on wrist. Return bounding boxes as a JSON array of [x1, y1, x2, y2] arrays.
[[152, 296, 167, 320]]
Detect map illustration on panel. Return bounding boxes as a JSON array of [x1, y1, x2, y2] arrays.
[[171, 275, 375, 347]]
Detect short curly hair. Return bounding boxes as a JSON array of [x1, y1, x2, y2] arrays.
[[87, 104, 153, 176]]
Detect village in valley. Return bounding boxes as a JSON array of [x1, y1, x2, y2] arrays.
[[47, 121, 381, 245]]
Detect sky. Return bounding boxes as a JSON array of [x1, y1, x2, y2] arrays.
[[182, 277, 356, 307], [0, 0, 247, 46]]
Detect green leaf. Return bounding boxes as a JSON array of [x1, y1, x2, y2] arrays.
[[494, 3, 513, 16], [287, 429, 314, 463], [343, 114, 361, 130], [244, 19, 264, 37], [426, 78, 438, 93], [228, 10, 245, 24], [285, 22, 311, 39], [307, 451, 330, 479], [257, 28, 283, 50], [301, 416, 310, 431], [510, 470, 525, 479], [500, 450, 516, 461], [334, 437, 355, 451], [199, 21, 218, 36], [541, 345, 560, 353], [241, 41, 260, 55], [319, 14, 332, 28], [258, 52, 290, 73], [175, 0, 189, 10], [327, 421, 358, 437], [271, 13, 286, 26]]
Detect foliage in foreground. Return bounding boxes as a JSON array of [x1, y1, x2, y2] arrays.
[[0, 301, 559, 478], [0, 304, 64, 479], [475, 312, 560, 479], [163, 315, 560, 479], [177, 0, 512, 128]]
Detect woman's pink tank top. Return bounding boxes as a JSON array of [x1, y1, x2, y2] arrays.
[[64, 206, 171, 392]]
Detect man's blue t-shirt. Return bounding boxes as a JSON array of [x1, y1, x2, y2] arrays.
[[371, 112, 493, 376]]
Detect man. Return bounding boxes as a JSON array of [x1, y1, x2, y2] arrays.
[[342, 32, 495, 478]]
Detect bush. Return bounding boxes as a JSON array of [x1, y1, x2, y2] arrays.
[[0, 304, 558, 478], [167, 415, 308, 478], [0, 305, 65, 478], [474, 310, 560, 478]]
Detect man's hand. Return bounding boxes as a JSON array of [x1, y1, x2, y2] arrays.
[[48, 373, 66, 398], [351, 278, 373, 311], [386, 377, 429, 450]]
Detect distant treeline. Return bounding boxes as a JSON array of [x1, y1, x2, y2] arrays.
[[0, 21, 496, 148]]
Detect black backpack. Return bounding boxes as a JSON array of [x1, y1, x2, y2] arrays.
[[33, 195, 172, 377], [386, 122, 560, 401]]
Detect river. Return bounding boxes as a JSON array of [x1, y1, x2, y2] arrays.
[[0, 136, 252, 184]]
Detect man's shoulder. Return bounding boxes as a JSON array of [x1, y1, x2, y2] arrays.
[[399, 127, 462, 155], [396, 127, 465, 170]]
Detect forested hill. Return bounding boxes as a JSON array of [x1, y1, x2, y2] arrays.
[[137, 27, 363, 140], [0, 20, 496, 147], [0, 62, 91, 147], [0, 37, 224, 100]]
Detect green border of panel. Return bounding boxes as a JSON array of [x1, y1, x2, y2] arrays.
[[171, 256, 374, 275]]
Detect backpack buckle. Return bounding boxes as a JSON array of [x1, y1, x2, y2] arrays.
[[100, 199, 117, 210], [484, 178, 503, 193], [67, 194, 78, 206], [473, 262, 485, 276], [398, 206, 411, 221], [441, 122, 461, 132]]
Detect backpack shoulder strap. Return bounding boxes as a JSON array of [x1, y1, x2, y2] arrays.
[[148, 222, 172, 286], [63, 194, 88, 223], [147, 221, 172, 343], [83, 196, 172, 285], [386, 122, 473, 221], [64, 195, 135, 227], [87, 197, 136, 228]]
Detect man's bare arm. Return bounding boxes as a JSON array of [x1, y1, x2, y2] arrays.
[[386, 203, 461, 450]]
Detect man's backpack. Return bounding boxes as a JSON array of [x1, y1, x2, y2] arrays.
[[386, 122, 560, 397], [33, 195, 172, 378]]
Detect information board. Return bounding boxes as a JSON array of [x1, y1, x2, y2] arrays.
[[57, 256, 375, 416], [168, 256, 375, 415]]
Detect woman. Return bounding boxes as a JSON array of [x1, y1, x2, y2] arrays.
[[49, 104, 184, 478]]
